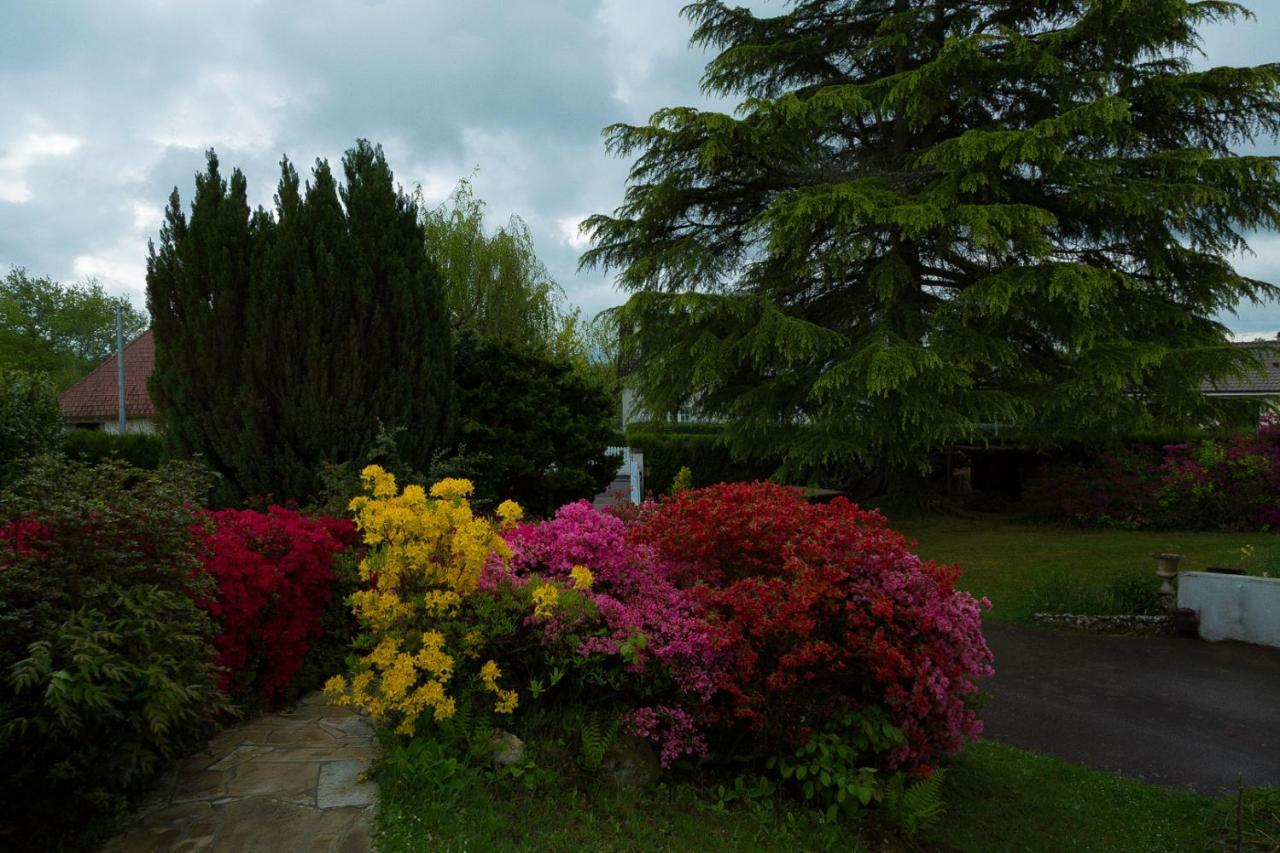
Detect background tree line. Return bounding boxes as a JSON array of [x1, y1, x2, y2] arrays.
[[4, 143, 620, 512]]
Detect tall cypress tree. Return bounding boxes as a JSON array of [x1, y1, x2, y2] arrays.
[[584, 1, 1280, 479], [148, 141, 452, 501], [147, 154, 256, 484]]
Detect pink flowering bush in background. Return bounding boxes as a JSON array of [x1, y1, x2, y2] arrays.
[[1028, 428, 1280, 531]]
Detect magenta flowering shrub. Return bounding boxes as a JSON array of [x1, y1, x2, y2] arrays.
[[1029, 430, 1280, 531], [492, 501, 728, 763]]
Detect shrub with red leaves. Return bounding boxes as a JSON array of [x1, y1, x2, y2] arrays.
[[0, 517, 51, 555], [198, 507, 356, 701], [633, 482, 992, 768]]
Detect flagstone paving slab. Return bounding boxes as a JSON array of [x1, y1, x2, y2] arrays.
[[104, 693, 379, 853]]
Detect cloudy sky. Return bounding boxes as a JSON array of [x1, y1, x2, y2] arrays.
[[1, 0, 1277, 337]]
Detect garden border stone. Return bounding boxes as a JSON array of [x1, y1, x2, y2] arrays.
[[1031, 613, 1175, 635]]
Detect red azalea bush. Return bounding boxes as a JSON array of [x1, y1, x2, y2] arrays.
[[633, 482, 993, 768], [198, 507, 356, 701]]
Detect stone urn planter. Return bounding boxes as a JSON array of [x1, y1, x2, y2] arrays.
[[1151, 552, 1183, 613]]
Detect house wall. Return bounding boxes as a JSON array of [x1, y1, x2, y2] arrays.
[[99, 418, 157, 435]]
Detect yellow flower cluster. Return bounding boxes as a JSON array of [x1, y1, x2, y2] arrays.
[[348, 466, 509, 595], [569, 565, 594, 591], [496, 499, 524, 529], [326, 466, 521, 735], [531, 582, 560, 619], [479, 659, 519, 714]]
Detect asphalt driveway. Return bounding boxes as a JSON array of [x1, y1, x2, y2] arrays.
[[981, 622, 1280, 794]]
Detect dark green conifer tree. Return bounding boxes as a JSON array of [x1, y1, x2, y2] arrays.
[[148, 141, 452, 501], [452, 333, 616, 517], [584, 1, 1280, 479]]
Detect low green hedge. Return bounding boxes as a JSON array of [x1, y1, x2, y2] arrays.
[[61, 429, 165, 469], [625, 422, 780, 494]]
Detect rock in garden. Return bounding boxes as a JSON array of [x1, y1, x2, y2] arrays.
[[599, 735, 660, 792], [490, 731, 525, 768]]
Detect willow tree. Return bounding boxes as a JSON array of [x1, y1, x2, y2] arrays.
[[148, 142, 453, 501], [421, 178, 568, 352], [583, 0, 1280, 479]]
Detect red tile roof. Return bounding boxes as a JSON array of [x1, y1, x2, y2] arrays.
[[59, 330, 157, 420]]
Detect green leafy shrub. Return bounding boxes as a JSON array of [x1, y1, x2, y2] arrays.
[[668, 465, 694, 495], [453, 333, 616, 516], [61, 428, 165, 469], [1028, 572, 1162, 617], [765, 709, 944, 834], [0, 368, 62, 487], [0, 457, 230, 850], [284, 549, 364, 704]]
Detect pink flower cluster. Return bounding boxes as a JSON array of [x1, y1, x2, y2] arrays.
[[623, 705, 707, 767], [501, 501, 728, 704]]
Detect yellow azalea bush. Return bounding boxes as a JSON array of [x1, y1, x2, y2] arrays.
[[325, 465, 525, 734]]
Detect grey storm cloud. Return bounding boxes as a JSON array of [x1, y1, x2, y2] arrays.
[[1, 0, 1276, 335]]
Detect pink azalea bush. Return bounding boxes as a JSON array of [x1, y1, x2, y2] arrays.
[[488, 501, 728, 763]]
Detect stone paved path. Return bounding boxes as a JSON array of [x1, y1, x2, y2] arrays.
[[104, 693, 379, 853]]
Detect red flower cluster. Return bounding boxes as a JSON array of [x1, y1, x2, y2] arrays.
[[197, 507, 355, 701], [0, 517, 51, 555], [633, 482, 992, 767]]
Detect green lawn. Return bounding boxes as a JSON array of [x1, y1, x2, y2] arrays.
[[375, 738, 1272, 852], [893, 515, 1279, 622]]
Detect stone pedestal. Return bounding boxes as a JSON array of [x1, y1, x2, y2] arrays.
[[1152, 552, 1183, 614]]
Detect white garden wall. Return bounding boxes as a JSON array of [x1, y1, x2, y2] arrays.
[[1178, 571, 1280, 649]]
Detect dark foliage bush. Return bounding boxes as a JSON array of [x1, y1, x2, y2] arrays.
[[0, 369, 62, 488], [0, 458, 229, 850], [147, 142, 453, 504], [285, 548, 364, 705], [61, 429, 166, 469], [624, 422, 781, 495], [453, 333, 616, 516]]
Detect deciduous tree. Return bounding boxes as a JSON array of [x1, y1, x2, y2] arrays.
[[0, 269, 146, 390]]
